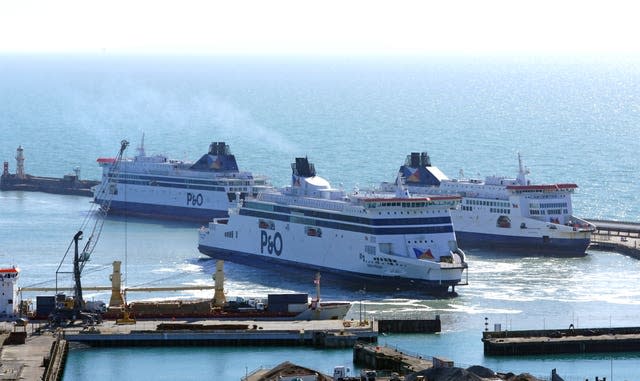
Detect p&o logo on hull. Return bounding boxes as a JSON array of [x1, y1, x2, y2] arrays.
[[261, 230, 283, 256], [187, 192, 204, 206]]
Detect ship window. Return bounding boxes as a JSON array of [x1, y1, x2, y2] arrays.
[[378, 243, 392, 255], [497, 216, 511, 228]]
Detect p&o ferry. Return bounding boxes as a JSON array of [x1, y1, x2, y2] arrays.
[[382, 152, 595, 256], [93, 138, 270, 222], [198, 157, 468, 294]]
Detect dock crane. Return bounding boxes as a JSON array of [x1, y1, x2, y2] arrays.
[[50, 140, 129, 326]]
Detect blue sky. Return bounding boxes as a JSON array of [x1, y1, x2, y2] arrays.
[[1, 0, 639, 55]]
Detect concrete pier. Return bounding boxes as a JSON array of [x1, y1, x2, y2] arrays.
[[482, 326, 640, 355], [377, 317, 441, 333], [588, 219, 640, 259], [61, 319, 377, 348], [353, 342, 433, 374], [0, 318, 378, 380], [0, 323, 63, 381]]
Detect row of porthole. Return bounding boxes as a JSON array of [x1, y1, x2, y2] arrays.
[[378, 210, 444, 215]]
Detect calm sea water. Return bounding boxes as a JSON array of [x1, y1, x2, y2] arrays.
[[1, 54, 639, 380]]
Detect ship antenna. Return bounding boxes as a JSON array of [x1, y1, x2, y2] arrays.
[[395, 172, 410, 198], [517, 152, 529, 185], [314, 272, 321, 305], [137, 132, 146, 157]]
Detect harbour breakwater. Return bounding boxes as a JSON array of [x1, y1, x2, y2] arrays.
[[0, 172, 98, 197], [2, 321, 556, 381], [1, 146, 99, 197], [587, 219, 640, 259], [483, 326, 640, 356]]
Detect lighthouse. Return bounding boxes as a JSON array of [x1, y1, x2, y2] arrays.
[[15, 145, 25, 179]]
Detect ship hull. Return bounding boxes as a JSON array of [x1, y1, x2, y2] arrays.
[[198, 245, 461, 293], [394, 151, 594, 256], [103, 300, 350, 321], [94, 141, 268, 223], [94, 179, 247, 222], [455, 231, 590, 256], [198, 212, 467, 294], [451, 211, 592, 256], [103, 199, 228, 222]]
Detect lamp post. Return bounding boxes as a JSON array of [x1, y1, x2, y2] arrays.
[[358, 288, 366, 324]]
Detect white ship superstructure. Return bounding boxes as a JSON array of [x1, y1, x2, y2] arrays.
[[198, 157, 468, 294], [93, 138, 270, 222], [382, 152, 595, 256], [0, 267, 19, 317]]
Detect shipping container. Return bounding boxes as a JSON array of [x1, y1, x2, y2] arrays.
[[287, 303, 308, 313], [267, 293, 308, 304], [35, 296, 56, 318]]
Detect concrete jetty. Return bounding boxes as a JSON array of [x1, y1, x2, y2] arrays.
[[588, 219, 640, 259], [0, 318, 376, 380], [1, 146, 98, 197], [0, 323, 63, 381], [353, 342, 435, 374], [61, 318, 377, 348], [482, 326, 640, 355], [377, 316, 441, 333]]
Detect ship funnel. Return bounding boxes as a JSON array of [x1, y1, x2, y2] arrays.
[[420, 152, 431, 167], [410, 152, 420, 167], [292, 157, 316, 178], [209, 142, 231, 156]]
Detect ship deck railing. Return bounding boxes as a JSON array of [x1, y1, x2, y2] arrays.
[[258, 193, 349, 213]]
